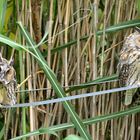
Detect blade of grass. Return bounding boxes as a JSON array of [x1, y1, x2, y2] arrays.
[[66, 74, 118, 93], [10, 127, 59, 140], [0, 0, 7, 32], [97, 19, 140, 35], [41, 19, 140, 56], [17, 22, 92, 140], [0, 32, 92, 140], [0, 34, 24, 51], [11, 105, 140, 140], [0, 126, 5, 140]]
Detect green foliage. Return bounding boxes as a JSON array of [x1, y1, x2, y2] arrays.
[[0, 126, 4, 140], [42, 19, 140, 57], [10, 127, 59, 140], [10, 105, 140, 139], [0, 0, 7, 33], [0, 19, 140, 139], [0, 0, 140, 140], [63, 135, 85, 140], [136, 0, 140, 15], [16, 22, 92, 140], [66, 74, 118, 93]]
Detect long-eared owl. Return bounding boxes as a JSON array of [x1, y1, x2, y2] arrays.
[[118, 27, 140, 106], [0, 53, 17, 105]]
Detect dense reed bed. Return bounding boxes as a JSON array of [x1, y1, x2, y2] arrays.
[[0, 0, 140, 140]]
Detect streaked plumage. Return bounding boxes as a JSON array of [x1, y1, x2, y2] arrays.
[[0, 53, 17, 105], [118, 27, 140, 105]]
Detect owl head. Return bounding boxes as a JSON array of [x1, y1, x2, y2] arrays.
[[121, 27, 140, 53], [0, 53, 17, 105], [134, 27, 140, 47], [0, 53, 15, 85]]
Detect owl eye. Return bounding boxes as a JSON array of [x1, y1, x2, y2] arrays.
[[136, 37, 140, 47], [5, 68, 15, 82], [6, 68, 13, 76]]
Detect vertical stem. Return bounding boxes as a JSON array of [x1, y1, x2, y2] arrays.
[[19, 51, 26, 140], [64, 0, 70, 88], [65, 0, 70, 135], [100, 0, 107, 76], [47, 0, 53, 88], [76, 0, 80, 84], [92, 1, 98, 83], [20, 2, 26, 139], [4, 110, 11, 140], [91, 1, 98, 139], [100, 0, 108, 139], [46, 1, 53, 139], [28, 1, 36, 140], [58, 1, 65, 136], [131, 114, 135, 140]]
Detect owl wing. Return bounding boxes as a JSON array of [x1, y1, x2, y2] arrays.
[[118, 63, 129, 86], [118, 51, 137, 106], [118, 63, 136, 106]]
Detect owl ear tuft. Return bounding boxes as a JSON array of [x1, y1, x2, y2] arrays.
[[135, 26, 140, 33], [0, 53, 3, 62], [9, 58, 14, 66]]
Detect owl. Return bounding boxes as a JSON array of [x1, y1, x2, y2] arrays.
[[118, 27, 140, 106], [0, 53, 17, 106]]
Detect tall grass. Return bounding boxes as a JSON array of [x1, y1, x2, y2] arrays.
[[0, 0, 140, 140]]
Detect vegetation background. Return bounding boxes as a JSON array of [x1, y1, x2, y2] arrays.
[[0, 0, 140, 140]]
